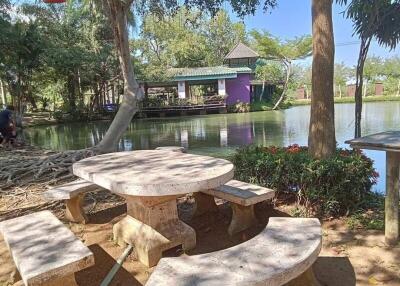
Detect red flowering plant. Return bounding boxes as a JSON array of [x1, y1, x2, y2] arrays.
[[232, 145, 379, 217]]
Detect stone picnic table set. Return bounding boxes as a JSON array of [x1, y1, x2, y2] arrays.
[[0, 147, 322, 286], [346, 131, 400, 245]]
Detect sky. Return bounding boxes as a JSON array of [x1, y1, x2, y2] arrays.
[[228, 0, 400, 67]]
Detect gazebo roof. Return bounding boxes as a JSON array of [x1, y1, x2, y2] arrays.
[[224, 42, 259, 60]]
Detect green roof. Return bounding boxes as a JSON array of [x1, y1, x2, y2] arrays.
[[235, 67, 253, 73], [170, 66, 252, 81]]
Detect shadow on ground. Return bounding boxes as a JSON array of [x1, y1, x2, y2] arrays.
[[76, 244, 141, 286], [1, 198, 399, 286]]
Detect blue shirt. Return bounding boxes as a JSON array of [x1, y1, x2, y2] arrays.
[[0, 109, 12, 128]]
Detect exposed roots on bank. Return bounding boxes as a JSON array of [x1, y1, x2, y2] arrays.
[[0, 146, 101, 220], [0, 147, 96, 189]]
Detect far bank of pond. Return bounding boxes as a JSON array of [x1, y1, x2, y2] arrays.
[[291, 95, 400, 106], [23, 101, 400, 193]]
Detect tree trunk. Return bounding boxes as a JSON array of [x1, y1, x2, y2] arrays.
[[260, 80, 265, 102], [308, 0, 336, 159], [111, 82, 115, 104], [339, 84, 342, 98], [0, 79, 6, 108], [363, 81, 367, 97], [397, 79, 400, 97], [354, 36, 371, 138], [273, 61, 291, 110], [67, 74, 76, 112], [26, 93, 37, 110], [97, 0, 143, 153]]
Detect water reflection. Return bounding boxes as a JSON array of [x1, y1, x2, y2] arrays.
[[24, 101, 400, 193]]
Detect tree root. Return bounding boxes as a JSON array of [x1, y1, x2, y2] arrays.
[[0, 147, 96, 190], [0, 146, 99, 220]]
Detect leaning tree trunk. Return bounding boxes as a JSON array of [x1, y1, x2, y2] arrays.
[[354, 36, 371, 138], [272, 61, 291, 110], [259, 78, 266, 102], [308, 0, 336, 159], [97, 0, 143, 153]]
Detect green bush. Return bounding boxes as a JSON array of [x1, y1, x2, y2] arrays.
[[227, 101, 251, 113], [250, 100, 274, 111], [231, 145, 379, 217]]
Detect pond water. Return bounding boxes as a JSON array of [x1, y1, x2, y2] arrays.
[[24, 101, 400, 193]]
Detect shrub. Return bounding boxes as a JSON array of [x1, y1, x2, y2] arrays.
[[231, 145, 379, 217], [227, 101, 250, 113]]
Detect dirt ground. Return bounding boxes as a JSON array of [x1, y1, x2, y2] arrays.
[[0, 196, 399, 286]]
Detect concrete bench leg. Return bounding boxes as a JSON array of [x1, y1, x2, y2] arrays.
[[65, 194, 87, 224], [285, 267, 320, 286], [228, 204, 257, 235], [193, 192, 218, 217], [41, 274, 78, 286]]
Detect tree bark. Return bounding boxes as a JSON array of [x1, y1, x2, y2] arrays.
[[0, 79, 6, 107], [260, 80, 265, 102], [308, 0, 336, 159], [97, 0, 143, 153], [354, 37, 371, 138]]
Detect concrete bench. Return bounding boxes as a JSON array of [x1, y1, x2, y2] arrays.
[[43, 179, 99, 223], [194, 180, 276, 235], [0, 210, 94, 286], [146, 217, 321, 286]]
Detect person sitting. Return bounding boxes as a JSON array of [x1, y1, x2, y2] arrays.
[[0, 106, 17, 147]]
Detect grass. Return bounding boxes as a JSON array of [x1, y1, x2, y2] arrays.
[[346, 210, 385, 230], [250, 100, 292, 112], [345, 192, 385, 230], [290, 95, 400, 106], [250, 100, 274, 111]]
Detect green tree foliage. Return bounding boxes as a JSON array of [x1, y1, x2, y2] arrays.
[[0, 1, 120, 113], [339, 0, 400, 137], [134, 8, 246, 81], [251, 31, 312, 109], [204, 10, 247, 66], [334, 62, 352, 97], [2, 20, 44, 111], [382, 56, 400, 96]]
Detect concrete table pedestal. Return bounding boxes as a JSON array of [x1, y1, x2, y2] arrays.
[[385, 152, 400, 245], [346, 131, 400, 245], [73, 150, 234, 266], [113, 195, 196, 267]]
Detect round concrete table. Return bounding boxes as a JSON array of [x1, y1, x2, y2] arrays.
[[73, 150, 234, 266], [346, 131, 400, 245]]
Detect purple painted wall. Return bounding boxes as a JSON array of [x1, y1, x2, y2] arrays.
[[225, 73, 251, 105]]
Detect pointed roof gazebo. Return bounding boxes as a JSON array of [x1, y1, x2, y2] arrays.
[[224, 42, 259, 60], [224, 42, 259, 68]]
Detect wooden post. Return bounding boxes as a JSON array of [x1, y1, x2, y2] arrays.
[[385, 151, 400, 245]]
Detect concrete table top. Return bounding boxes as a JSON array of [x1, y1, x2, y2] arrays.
[[345, 131, 400, 152], [73, 150, 234, 197]]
